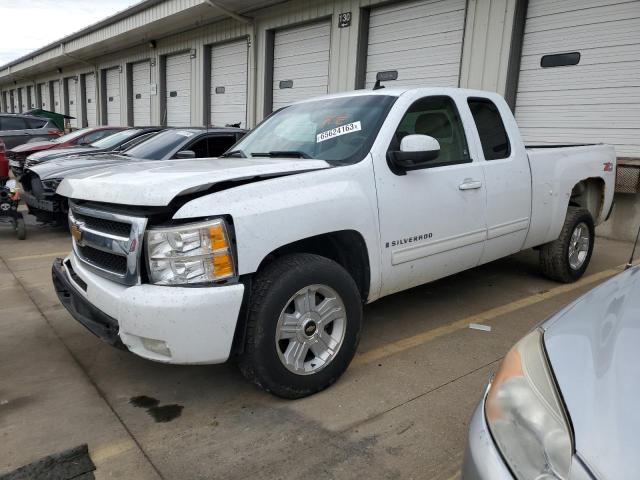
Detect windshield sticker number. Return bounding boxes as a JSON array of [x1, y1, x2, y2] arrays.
[[176, 131, 194, 137], [316, 121, 361, 143]]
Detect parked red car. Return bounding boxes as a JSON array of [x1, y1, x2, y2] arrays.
[[7, 126, 124, 177], [0, 139, 8, 181]]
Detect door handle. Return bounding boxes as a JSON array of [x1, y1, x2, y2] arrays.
[[458, 179, 482, 190]]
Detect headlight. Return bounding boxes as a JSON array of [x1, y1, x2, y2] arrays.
[[145, 219, 235, 285], [485, 329, 572, 480], [42, 178, 63, 191]]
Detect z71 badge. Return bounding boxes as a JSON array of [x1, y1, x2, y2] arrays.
[[386, 233, 432, 248]]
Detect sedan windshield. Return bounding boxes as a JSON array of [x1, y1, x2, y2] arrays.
[[229, 95, 396, 164], [52, 127, 94, 144], [123, 129, 195, 160], [91, 129, 143, 149]]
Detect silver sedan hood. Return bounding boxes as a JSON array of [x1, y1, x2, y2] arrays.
[[543, 266, 640, 480], [57, 157, 331, 206]]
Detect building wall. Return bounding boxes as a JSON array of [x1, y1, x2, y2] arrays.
[[0, 0, 520, 128]]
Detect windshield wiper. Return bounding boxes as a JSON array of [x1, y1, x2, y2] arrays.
[[251, 151, 312, 159], [221, 149, 247, 158]]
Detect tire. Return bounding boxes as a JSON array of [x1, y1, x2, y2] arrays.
[[238, 253, 362, 399], [15, 214, 26, 240], [539, 207, 594, 283]]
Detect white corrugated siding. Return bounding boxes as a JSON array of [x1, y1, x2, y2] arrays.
[[105, 68, 122, 125], [165, 52, 191, 126], [272, 21, 331, 111], [365, 0, 466, 88], [52, 80, 61, 112], [38, 83, 49, 110], [515, 0, 640, 158], [210, 39, 248, 127], [84, 73, 97, 127], [66, 78, 78, 128], [131, 61, 152, 126]]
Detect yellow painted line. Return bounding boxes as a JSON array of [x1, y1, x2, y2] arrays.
[[4, 251, 69, 262], [353, 264, 630, 367], [90, 439, 136, 464]]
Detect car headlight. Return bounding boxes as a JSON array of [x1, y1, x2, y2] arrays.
[[485, 329, 572, 480], [42, 178, 63, 191], [145, 219, 235, 285]]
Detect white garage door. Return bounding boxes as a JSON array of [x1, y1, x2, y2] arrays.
[[19, 88, 26, 112], [2, 91, 8, 112], [11, 90, 18, 112], [515, 0, 640, 158], [66, 78, 78, 128], [52, 80, 61, 113], [365, 0, 466, 89], [27, 85, 34, 109], [84, 73, 97, 127], [272, 21, 331, 111], [131, 61, 151, 126], [38, 83, 49, 110], [210, 40, 248, 127], [165, 53, 191, 127], [105, 68, 121, 125]]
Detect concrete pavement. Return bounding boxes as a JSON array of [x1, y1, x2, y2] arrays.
[[0, 213, 634, 479]]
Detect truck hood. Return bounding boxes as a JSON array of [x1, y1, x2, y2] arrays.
[[28, 145, 98, 162], [543, 266, 640, 480], [11, 140, 57, 153], [28, 153, 132, 180], [57, 157, 332, 206]]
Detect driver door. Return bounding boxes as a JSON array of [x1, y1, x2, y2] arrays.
[[374, 95, 487, 297]]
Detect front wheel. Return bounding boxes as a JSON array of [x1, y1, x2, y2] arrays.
[[15, 214, 26, 240], [238, 254, 362, 399], [539, 207, 594, 283]]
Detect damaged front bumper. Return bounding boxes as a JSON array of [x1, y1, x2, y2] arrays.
[[52, 254, 245, 364]]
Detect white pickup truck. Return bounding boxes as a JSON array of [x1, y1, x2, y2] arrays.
[[53, 87, 616, 398]]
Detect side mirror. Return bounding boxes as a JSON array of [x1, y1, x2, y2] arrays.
[[176, 150, 196, 159], [388, 134, 440, 173]]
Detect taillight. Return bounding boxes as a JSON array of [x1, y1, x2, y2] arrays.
[[0, 140, 8, 178], [48, 129, 62, 136]]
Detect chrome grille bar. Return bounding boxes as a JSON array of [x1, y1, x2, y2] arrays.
[[69, 202, 148, 285]]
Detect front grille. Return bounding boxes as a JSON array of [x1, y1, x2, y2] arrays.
[[69, 202, 147, 285], [74, 212, 132, 238], [30, 175, 44, 197], [77, 244, 128, 276]]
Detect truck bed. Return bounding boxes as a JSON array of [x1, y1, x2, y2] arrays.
[[523, 144, 616, 249]]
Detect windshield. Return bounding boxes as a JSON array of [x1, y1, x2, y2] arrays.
[[123, 129, 195, 160], [230, 95, 396, 164], [52, 127, 94, 144], [91, 129, 143, 149]]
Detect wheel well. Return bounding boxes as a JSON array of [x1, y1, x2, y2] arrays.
[[256, 230, 371, 302], [569, 177, 605, 221]]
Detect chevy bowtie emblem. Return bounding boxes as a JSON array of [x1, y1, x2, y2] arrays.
[[70, 223, 83, 244]]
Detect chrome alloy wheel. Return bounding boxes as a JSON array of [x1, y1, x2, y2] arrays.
[[568, 222, 590, 270], [275, 284, 347, 375]]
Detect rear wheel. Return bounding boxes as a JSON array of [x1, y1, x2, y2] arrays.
[[238, 254, 362, 399], [539, 207, 594, 283]]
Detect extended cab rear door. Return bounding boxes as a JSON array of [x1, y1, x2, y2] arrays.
[[373, 92, 488, 297], [464, 95, 531, 264]]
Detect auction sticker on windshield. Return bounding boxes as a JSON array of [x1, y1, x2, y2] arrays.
[[316, 121, 361, 143]]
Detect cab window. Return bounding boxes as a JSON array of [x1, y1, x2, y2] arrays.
[[391, 96, 470, 167], [467, 98, 511, 160]]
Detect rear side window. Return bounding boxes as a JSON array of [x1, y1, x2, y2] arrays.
[[0, 117, 28, 130], [26, 118, 47, 129], [467, 98, 511, 160], [188, 135, 237, 158]]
